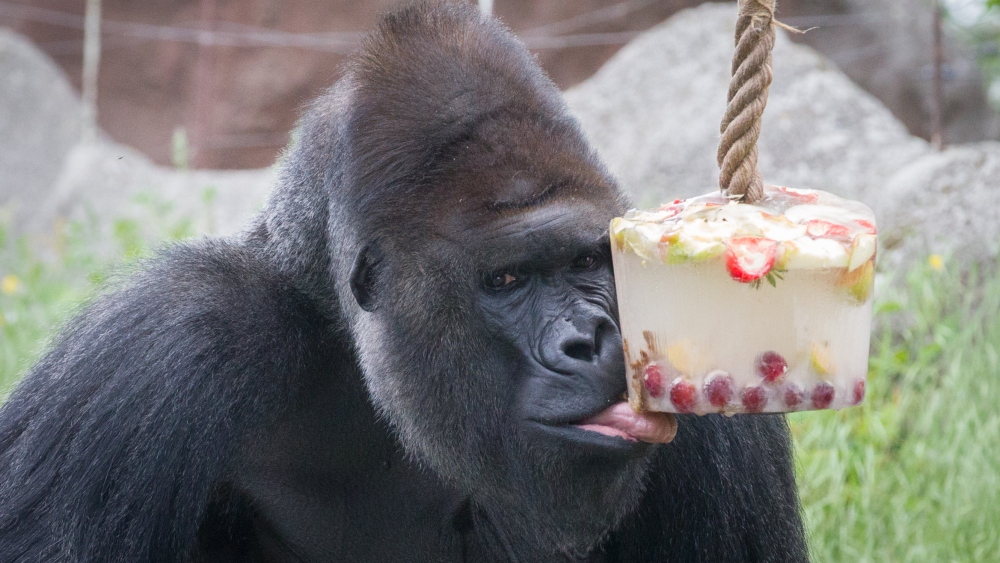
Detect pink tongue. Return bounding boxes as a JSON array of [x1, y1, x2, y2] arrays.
[[573, 402, 677, 444]]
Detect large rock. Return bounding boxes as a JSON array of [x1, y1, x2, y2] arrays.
[[872, 142, 1000, 266], [0, 27, 273, 254], [0, 28, 83, 226], [25, 141, 275, 253], [565, 3, 930, 208], [566, 3, 1000, 267]]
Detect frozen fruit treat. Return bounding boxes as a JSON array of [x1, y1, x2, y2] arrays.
[[612, 186, 875, 415]]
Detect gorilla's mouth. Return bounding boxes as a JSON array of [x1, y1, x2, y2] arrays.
[[572, 402, 677, 444]]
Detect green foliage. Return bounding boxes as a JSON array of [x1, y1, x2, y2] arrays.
[[171, 127, 191, 170], [946, 0, 1000, 114], [0, 192, 199, 396], [0, 218, 106, 395], [792, 257, 1000, 561]]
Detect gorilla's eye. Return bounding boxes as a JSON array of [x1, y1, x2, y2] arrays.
[[484, 271, 521, 291], [571, 253, 600, 271]]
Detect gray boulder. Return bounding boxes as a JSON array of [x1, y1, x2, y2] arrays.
[[872, 142, 1000, 267], [25, 141, 275, 254], [0, 28, 83, 227], [0, 27, 274, 253], [565, 3, 929, 208]]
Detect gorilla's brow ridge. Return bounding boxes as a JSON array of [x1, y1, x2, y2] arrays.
[[486, 179, 567, 213]]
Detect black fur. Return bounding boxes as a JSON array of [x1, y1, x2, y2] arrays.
[[0, 3, 807, 561]]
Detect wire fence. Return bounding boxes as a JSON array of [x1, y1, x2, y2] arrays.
[[0, 0, 691, 155], [3, 0, 957, 62], [1, 0, 985, 158], [0, 1, 909, 54], [0, 0, 665, 53]]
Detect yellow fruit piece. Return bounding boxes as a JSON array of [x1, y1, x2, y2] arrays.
[[758, 214, 807, 242], [781, 237, 850, 270], [662, 233, 725, 264], [810, 342, 835, 376], [837, 259, 874, 304], [776, 241, 796, 270], [666, 339, 709, 376], [847, 234, 877, 272], [619, 226, 660, 262], [611, 218, 630, 251]]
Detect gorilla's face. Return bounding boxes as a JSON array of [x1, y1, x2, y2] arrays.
[[346, 114, 673, 552]]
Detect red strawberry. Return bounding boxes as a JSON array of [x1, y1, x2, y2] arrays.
[[852, 379, 866, 405], [811, 382, 835, 409], [643, 364, 665, 398], [725, 237, 777, 283], [654, 202, 684, 219], [704, 371, 735, 408], [669, 378, 698, 413], [741, 385, 768, 413], [775, 186, 819, 203], [755, 351, 788, 384], [805, 220, 851, 240], [855, 219, 877, 235], [783, 384, 805, 408]]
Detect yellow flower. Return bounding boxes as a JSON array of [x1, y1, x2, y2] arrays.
[[928, 255, 944, 272], [1, 274, 21, 295]]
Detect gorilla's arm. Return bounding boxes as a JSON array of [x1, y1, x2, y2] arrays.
[[0, 241, 325, 561], [606, 414, 808, 561]]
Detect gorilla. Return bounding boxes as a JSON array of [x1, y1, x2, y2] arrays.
[[0, 3, 807, 561]]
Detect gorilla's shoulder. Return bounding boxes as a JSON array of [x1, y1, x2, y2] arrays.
[[10, 236, 324, 393], [42, 240, 328, 367], [0, 239, 335, 561], [1, 238, 335, 430], [118, 239, 329, 336]]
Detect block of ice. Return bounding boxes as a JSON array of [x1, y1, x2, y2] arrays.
[[611, 186, 876, 415]]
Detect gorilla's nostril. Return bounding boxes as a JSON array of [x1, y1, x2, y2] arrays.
[[564, 341, 595, 362]]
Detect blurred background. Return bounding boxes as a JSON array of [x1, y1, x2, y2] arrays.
[[2, 0, 999, 169], [1, 1, 1000, 560]]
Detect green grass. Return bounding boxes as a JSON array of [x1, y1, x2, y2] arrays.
[[0, 217, 107, 393], [1, 212, 998, 560], [791, 258, 1000, 561], [0, 198, 196, 395]]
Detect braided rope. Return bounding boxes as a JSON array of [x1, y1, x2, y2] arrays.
[[717, 0, 779, 204]]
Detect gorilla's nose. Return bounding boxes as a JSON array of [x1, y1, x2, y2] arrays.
[[560, 316, 605, 362], [541, 305, 624, 380]]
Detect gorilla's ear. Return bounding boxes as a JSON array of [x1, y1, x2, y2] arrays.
[[350, 245, 382, 312]]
